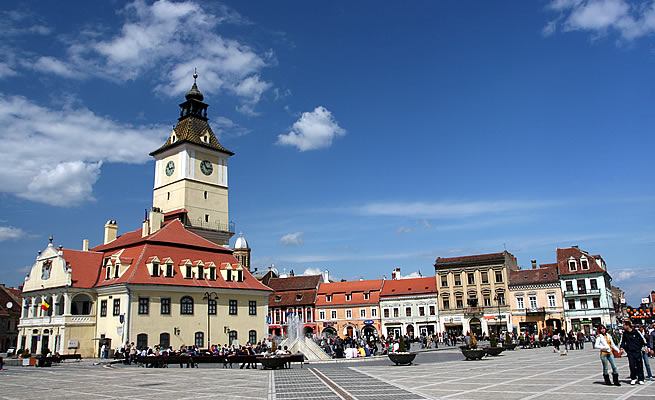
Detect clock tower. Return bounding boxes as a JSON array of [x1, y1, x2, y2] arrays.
[[150, 74, 235, 246]]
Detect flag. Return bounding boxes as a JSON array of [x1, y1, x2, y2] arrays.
[[41, 299, 50, 311]]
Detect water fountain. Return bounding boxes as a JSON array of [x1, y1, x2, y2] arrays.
[[278, 313, 331, 360]]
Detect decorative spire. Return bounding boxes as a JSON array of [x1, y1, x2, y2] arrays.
[[185, 69, 204, 101], [49, 235, 54, 244], [179, 70, 208, 121]]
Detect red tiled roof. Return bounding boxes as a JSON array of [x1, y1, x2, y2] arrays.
[[380, 277, 437, 297], [435, 252, 507, 266], [269, 289, 317, 307], [267, 275, 321, 292], [316, 280, 383, 306], [556, 247, 606, 276], [61, 249, 105, 288], [509, 265, 559, 286]]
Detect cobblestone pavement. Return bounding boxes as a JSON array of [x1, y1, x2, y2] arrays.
[[1, 347, 654, 399]]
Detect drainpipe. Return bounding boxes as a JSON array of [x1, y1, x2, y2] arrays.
[[125, 286, 132, 345]]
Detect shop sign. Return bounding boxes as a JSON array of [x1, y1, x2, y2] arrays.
[[67, 339, 79, 349], [581, 319, 592, 324], [323, 322, 336, 327], [363, 320, 374, 325]]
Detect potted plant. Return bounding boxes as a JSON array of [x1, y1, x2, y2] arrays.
[[504, 333, 516, 350], [538, 331, 548, 347], [485, 334, 504, 356], [388, 337, 417, 365], [460, 333, 486, 360]]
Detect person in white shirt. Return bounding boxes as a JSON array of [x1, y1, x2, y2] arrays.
[[595, 324, 622, 386]]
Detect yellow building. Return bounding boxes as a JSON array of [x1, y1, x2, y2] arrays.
[[18, 77, 271, 357]]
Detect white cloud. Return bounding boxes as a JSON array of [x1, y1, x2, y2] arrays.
[[276, 106, 346, 151], [25, 0, 273, 114], [0, 62, 17, 79], [0, 94, 167, 206], [612, 268, 636, 282], [397, 226, 413, 233], [0, 226, 27, 241], [399, 271, 423, 279], [357, 200, 556, 218], [280, 232, 304, 247], [544, 0, 655, 41], [301, 267, 322, 276]]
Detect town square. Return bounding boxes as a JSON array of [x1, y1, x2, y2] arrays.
[[1, 1, 655, 399]]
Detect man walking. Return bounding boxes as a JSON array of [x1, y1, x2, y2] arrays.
[[620, 320, 648, 385]]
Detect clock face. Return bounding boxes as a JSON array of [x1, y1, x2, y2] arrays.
[[6, 301, 13, 309], [200, 160, 213, 176], [165, 161, 175, 176]]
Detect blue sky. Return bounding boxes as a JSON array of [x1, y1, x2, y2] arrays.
[[0, 1, 653, 306]]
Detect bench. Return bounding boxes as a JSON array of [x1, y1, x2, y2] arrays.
[[257, 354, 304, 370], [134, 354, 304, 369]]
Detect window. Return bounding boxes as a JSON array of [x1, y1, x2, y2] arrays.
[[346, 309, 352, 319], [360, 309, 366, 318], [441, 275, 448, 287], [393, 308, 399, 318], [405, 307, 412, 317], [326, 295, 332, 302], [237, 270, 243, 282], [419, 306, 425, 316], [166, 264, 173, 277], [580, 299, 588, 309], [456, 298, 463, 309], [529, 296, 537, 309], [151, 263, 159, 277], [249, 330, 257, 345], [372, 308, 378, 317], [226, 270, 233, 282], [249, 300, 257, 315], [229, 330, 237, 345], [306, 308, 312, 322], [568, 300, 576, 310], [138, 297, 149, 315], [296, 294, 303, 301], [181, 296, 194, 314], [590, 279, 598, 290], [581, 259, 589, 270], [495, 271, 503, 283], [319, 310, 326, 320], [331, 310, 337, 319], [159, 332, 170, 348], [454, 274, 461, 286], [136, 333, 148, 350], [161, 298, 171, 315], [209, 267, 216, 280], [429, 305, 436, 315], [548, 294, 556, 307], [593, 298, 601, 308], [566, 281, 573, 292], [106, 266, 111, 280], [568, 260, 577, 271], [208, 299, 217, 315], [577, 279, 586, 294], [229, 300, 237, 315], [467, 273, 475, 285], [345, 294, 352, 301], [484, 296, 491, 307], [363, 293, 370, 300], [197, 265, 204, 279], [517, 297, 525, 309], [205, 214, 209, 223], [204, 191, 208, 199], [481, 272, 489, 284], [443, 299, 450, 310], [496, 294, 505, 306], [185, 265, 192, 279], [383, 308, 390, 318], [114, 265, 119, 278], [275, 296, 281, 302], [100, 300, 107, 317], [113, 299, 120, 316], [195, 331, 204, 347]]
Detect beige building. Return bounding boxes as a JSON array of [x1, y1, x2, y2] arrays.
[[508, 261, 564, 335], [434, 251, 519, 336], [17, 77, 271, 357]]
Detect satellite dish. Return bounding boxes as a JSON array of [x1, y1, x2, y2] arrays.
[[6, 301, 13, 309]]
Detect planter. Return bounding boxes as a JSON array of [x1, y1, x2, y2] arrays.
[[503, 343, 517, 350], [484, 347, 505, 356], [461, 348, 486, 360], [388, 352, 417, 365]]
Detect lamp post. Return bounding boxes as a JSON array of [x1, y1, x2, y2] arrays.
[[493, 294, 503, 335], [203, 292, 218, 349]]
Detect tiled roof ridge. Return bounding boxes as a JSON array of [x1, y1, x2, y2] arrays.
[[125, 244, 149, 284], [147, 219, 231, 252], [151, 117, 234, 156], [435, 251, 507, 264]]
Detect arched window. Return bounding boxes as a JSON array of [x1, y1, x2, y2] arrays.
[[194, 331, 204, 348], [23, 299, 30, 318], [181, 296, 194, 315], [71, 293, 93, 315], [159, 333, 170, 348], [249, 330, 257, 345], [229, 330, 237, 345], [136, 333, 148, 350]]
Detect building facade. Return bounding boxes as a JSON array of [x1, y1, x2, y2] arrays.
[[0, 284, 22, 352], [434, 251, 519, 337], [315, 280, 383, 340], [267, 274, 323, 337], [556, 246, 615, 333], [508, 261, 564, 335], [379, 276, 439, 338]]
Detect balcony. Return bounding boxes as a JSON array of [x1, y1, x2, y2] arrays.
[[525, 307, 546, 316], [464, 307, 483, 316], [564, 289, 600, 297], [19, 315, 96, 327]]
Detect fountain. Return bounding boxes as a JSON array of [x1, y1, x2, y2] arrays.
[[278, 313, 331, 360]]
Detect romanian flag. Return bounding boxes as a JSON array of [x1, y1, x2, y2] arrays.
[[41, 299, 50, 311]]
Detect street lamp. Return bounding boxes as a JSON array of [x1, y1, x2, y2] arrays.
[[493, 294, 503, 335], [203, 292, 218, 349]]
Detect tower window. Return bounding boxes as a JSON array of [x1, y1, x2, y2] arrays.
[[205, 214, 209, 222], [204, 191, 208, 199]]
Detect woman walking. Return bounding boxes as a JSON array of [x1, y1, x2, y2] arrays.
[[595, 324, 622, 386]]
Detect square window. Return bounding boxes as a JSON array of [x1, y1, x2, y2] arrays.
[[160, 298, 171, 315], [481, 272, 488, 284], [441, 275, 448, 287], [346, 309, 352, 318], [345, 294, 352, 301], [517, 297, 524, 309], [454, 274, 461, 286], [360, 309, 366, 318], [593, 298, 601, 308], [331, 310, 337, 319], [383, 308, 390, 318], [326, 295, 332, 302], [548, 295, 556, 308], [363, 293, 370, 300], [371, 308, 378, 317], [113, 299, 120, 316], [229, 300, 238, 315], [495, 271, 503, 283], [249, 300, 257, 315], [405, 307, 412, 317], [208, 299, 217, 315], [319, 310, 326, 320], [568, 300, 576, 310], [138, 297, 149, 315], [467, 273, 475, 285]]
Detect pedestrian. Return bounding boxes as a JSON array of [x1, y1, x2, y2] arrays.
[[642, 326, 653, 381], [553, 331, 561, 353], [577, 330, 585, 350], [595, 324, 622, 386], [620, 320, 647, 385]]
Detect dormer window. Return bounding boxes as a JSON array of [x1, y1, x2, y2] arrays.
[[568, 258, 577, 272], [106, 265, 111, 280], [166, 264, 173, 277], [275, 296, 281, 302], [209, 266, 216, 281], [171, 133, 176, 143], [151, 263, 160, 277], [364, 293, 370, 300], [237, 270, 243, 282], [326, 295, 332, 302], [226, 269, 232, 282], [581, 257, 589, 270], [197, 265, 204, 279], [114, 264, 119, 278], [345, 294, 352, 301], [185, 265, 192, 279], [296, 294, 303, 301]]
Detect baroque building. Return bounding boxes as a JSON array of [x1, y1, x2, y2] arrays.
[[17, 77, 271, 357]]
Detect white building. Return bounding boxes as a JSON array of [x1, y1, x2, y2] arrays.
[[380, 276, 439, 338]]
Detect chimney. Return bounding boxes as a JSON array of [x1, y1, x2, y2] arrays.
[[324, 269, 329, 283], [82, 239, 89, 252], [289, 269, 295, 277], [531, 260, 537, 269], [149, 207, 164, 234], [142, 219, 149, 237], [104, 220, 117, 244]]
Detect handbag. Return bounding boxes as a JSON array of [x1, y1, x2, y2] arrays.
[[612, 350, 622, 358]]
